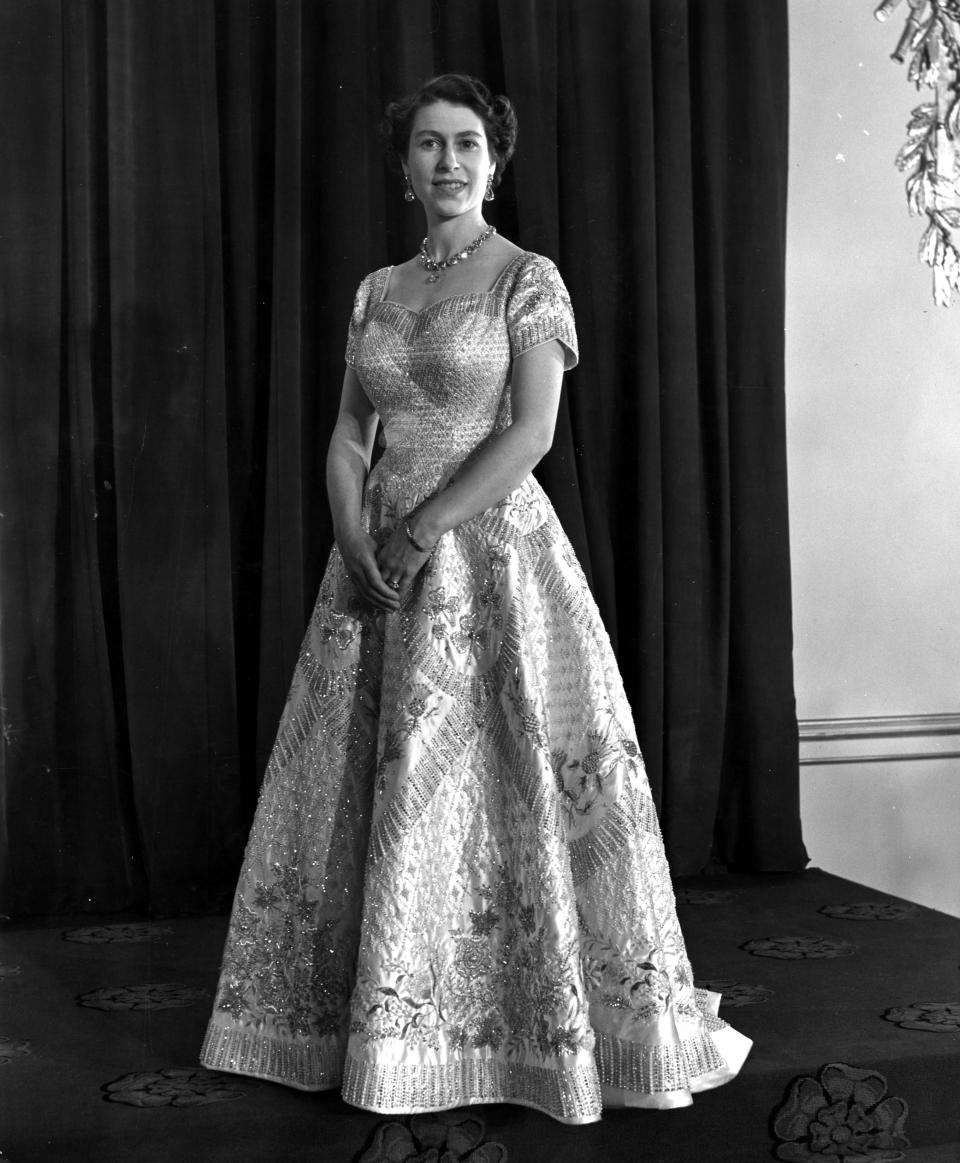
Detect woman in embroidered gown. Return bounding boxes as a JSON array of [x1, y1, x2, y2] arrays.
[[201, 74, 751, 1125]]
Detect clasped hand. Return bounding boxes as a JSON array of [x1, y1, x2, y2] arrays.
[[339, 525, 431, 612]]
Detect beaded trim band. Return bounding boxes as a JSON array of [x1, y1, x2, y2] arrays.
[[404, 519, 431, 554]]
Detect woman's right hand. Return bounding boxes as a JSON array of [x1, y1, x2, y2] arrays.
[[337, 528, 401, 612]]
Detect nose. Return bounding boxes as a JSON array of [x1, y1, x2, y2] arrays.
[[437, 142, 460, 171]]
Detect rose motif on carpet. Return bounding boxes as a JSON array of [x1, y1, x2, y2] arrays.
[[0, 1036, 32, 1065], [882, 1001, 960, 1032], [102, 1067, 254, 1107], [771, 1062, 909, 1161], [741, 936, 858, 960], [818, 902, 919, 922], [674, 888, 738, 905], [695, 979, 774, 1007], [78, 983, 210, 1011], [357, 1112, 508, 1162], [63, 923, 174, 944]]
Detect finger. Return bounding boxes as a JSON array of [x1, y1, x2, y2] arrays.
[[363, 584, 399, 610], [362, 563, 401, 607], [356, 580, 397, 611], [345, 563, 397, 610], [367, 567, 402, 602], [355, 548, 398, 599]]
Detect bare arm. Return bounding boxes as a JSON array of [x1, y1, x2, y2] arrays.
[[376, 339, 567, 588], [326, 367, 401, 611]]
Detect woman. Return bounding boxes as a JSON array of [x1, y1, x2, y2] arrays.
[[201, 74, 750, 1125]]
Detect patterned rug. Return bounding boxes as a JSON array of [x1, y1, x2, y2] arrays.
[[1, 869, 957, 1162]]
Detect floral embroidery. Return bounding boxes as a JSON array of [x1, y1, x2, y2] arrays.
[[453, 936, 494, 984], [214, 981, 247, 1021], [580, 934, 677, 1024], [215, 892, 357, 1040], [517, 903, 536, 936], [559, 730, 619, 810], [486, 544, 510, 572], [352, 870, 592, 1061], [201, 259, 744, 1120], [552, 723, 636, 828], [252, 882, 281, 911], [317, 614, 361, 651], [469, 908, 501, 937], [477, 576, 504, 625], [451, 611, 488, 653], [507, 690, 548, 750], [422, 549, 508, 660], [503, 490, 544, 530], [313, 573, 367, 648], [473, 1014, 505, 1051], [377, 681, 440, 789], [423, 585, 460, 622], [354, 961, 445, 1048]]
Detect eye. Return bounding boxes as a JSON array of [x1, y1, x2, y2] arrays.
[[459, 139, 479, 150]]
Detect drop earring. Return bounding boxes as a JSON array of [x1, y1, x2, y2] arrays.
[[484, 174, 495, 202], [404, 175, 416, 203]]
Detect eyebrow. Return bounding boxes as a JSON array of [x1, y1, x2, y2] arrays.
[[413, 129, 483, 139]]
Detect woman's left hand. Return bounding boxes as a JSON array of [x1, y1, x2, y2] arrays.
[[375, 524, 432, 596]]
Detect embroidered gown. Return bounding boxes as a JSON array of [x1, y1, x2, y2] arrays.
[[200, 252, 751, 1124]]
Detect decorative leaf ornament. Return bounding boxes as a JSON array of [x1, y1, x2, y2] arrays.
[[877, 0, 960, 304]]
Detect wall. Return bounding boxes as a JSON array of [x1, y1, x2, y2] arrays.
[[787, 1, 960, 917]]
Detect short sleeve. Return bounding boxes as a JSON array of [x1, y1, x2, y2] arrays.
[[344, 269, 388, 367], [506, 255, 579, 371]]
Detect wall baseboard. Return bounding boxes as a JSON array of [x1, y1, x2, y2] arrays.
[[798, 712, 960, 766]]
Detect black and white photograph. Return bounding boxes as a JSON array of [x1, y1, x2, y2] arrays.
[[1, 2, 957, 1160]]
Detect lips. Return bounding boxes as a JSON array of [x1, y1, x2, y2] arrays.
[[433, 181, 466, 192]]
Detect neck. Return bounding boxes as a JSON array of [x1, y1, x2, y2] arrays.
[[424, 214, 489, 260]]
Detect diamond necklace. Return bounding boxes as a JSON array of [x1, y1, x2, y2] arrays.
[[418, 225, 497, 284]]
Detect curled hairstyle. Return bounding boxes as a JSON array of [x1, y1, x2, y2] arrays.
[[380, 74, 518, 188]]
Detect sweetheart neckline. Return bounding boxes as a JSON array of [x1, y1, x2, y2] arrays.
[[377, 253, 528, 316]]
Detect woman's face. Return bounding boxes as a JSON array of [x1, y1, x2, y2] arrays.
[[403, 100, 496, 223]]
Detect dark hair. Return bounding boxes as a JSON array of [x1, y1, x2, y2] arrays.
[[380, 74, 518, 188]]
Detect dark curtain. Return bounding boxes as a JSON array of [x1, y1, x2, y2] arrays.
[[0, 0, 806, 918]]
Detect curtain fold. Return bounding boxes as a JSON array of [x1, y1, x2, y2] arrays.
[[0, 0, 806, 917]]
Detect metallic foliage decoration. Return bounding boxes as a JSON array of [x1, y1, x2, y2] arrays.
[[877, 0, 960, 304]]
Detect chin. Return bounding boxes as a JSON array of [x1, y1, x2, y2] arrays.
[[434, 196, 478, 213]]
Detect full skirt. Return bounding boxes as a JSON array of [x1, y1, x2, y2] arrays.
[[200, 472, 750, 1124]]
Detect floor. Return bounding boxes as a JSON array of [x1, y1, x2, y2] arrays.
[[1, 868, 957, 1162]]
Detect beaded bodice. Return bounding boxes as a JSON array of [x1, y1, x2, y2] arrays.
[[345, 252, 578, 498]]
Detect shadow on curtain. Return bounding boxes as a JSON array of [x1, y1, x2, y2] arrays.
[[0, 0, 807, 917]]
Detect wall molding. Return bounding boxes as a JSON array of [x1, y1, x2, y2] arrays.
[[798, 713, 960, 766]]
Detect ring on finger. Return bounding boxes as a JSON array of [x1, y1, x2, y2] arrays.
[[388, 579, 401, 590]]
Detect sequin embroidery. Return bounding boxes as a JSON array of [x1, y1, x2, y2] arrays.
[[200, 252, 748, 1124]]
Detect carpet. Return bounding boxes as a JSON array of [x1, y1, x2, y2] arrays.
[[1, 869, 957, 1162]]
